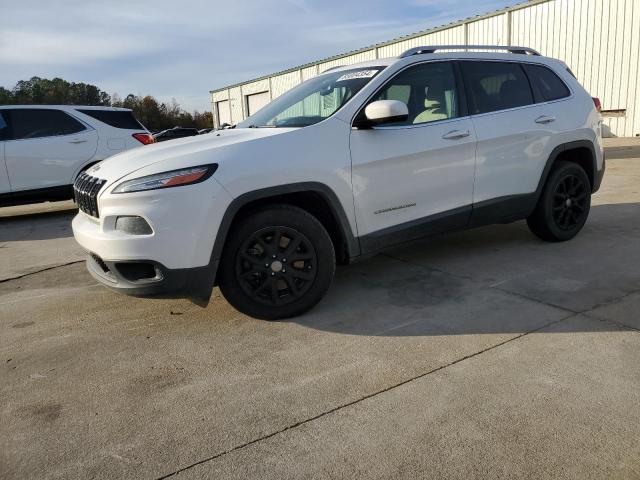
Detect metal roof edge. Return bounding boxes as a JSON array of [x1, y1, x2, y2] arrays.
[[210, 0, 552, 95]]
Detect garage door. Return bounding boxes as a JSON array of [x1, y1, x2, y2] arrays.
[[246, 92, 270, 116], [216, 100, 231, 126]]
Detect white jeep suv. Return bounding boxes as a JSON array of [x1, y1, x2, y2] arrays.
[[0, 105, 153, 206], [71, 46, 605, 319]]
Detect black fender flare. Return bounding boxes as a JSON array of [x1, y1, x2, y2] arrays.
[[535, 140, 599, 197], [205, 182, 360, 286]]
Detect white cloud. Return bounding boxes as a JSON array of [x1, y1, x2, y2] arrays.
[[0, 30, 157, 65]]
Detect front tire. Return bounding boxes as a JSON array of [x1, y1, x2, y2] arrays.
[[218, 204, 336, 320], [527, 162, 591, 242]]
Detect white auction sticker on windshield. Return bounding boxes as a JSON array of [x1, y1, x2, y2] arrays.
[[336, 70, 379, 82]]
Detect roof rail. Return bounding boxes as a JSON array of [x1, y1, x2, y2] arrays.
[[399, 45, 541, 58]]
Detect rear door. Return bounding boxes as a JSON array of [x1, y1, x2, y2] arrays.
[[0, 111, 9, 194], [4, 108, 98, 191], [461, 61, 561, 206]]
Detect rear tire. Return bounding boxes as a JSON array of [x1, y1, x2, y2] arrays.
[[527, 162, 591, 242], [218, 204, 336, 320]]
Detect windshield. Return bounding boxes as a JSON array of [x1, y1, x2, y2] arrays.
[[237, 67, 384, 128]]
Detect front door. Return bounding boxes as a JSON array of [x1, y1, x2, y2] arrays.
[[349, 61, 476, 251], [4, 108, 97, 192]]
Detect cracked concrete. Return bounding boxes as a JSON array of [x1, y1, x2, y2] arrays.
[[1, 154, 640, 479]]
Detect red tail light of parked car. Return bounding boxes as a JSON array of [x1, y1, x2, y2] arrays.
[[132, 133, 155, 145]]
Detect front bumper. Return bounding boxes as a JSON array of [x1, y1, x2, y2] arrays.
[[72, 178, 232, 296], [85, 252, 212, 296]]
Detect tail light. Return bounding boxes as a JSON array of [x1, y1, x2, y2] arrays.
[[592, 97, 602, 112], [132, 133, 155, 145]]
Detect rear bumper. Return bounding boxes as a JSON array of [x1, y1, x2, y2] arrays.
[[593, 154, 606, 193], [85, 252, 216, 297]]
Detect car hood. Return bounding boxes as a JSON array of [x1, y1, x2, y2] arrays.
[[88, 127, 293, 183]]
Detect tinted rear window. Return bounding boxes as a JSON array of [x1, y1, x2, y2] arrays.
[[9, 109, 86, 140], [524, 64, 571, 102], [77, 109, 145, 130], [461, 61, 534, 115]]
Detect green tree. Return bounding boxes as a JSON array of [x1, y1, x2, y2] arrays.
[[0, 87, 12, 104], [4, 76, 111, 106], [1, 76, 213, 131], [193, 110, 214, 129]]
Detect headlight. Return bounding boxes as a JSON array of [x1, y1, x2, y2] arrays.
[[112, 164, 217, 194]]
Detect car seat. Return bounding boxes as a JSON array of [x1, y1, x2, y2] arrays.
[[413, 86, 448, 124]]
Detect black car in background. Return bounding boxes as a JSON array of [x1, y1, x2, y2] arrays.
[[153, 127, 199, 142]]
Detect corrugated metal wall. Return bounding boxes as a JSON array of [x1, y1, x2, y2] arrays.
[[376, 26, 466, 58], [211, 0, 640, 137], [510, 0, 640, 137]]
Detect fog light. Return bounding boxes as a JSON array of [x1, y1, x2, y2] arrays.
[[115, 216, 153, 235]]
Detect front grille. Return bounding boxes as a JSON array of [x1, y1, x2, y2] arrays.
[[74, 173, 106, 218]]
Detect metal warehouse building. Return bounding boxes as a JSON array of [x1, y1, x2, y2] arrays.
[[210, 0, 640, 137]]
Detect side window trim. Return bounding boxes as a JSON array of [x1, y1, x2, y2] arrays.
[[452, 61, 469, 118], [520, 63, 538, 103], [353, 59, 463, 129]]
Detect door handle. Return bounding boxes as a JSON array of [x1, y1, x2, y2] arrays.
[[535, 115, 556, 124], [442, 129, 470, 140], [68, 139, 87, 144]]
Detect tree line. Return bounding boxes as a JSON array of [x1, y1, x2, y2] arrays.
[[0, 77, 213, 132]]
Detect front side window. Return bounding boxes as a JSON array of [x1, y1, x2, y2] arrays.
[[9, 109, 86, 140], [237, 67, 385, 128], [371, 61, 459, 126], [461, 61, 534, 115], [523, 64, 571, 102]]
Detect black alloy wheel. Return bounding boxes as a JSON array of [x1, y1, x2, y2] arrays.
[[218, 204, 336, 319], [527, 162, 592, 242], [236, 226, 317, 306], [551, 173, 589, 231]]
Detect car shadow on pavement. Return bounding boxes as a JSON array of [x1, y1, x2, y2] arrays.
[[292, 202, 640, 337]]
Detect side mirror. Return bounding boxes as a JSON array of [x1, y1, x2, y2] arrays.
[[362, 100, 408, 127]]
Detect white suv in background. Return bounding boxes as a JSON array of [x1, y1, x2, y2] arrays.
[[71, 46, 605, 319], [0, 105, 153, 206]]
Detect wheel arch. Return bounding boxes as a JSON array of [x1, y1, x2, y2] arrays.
[[536, 140, 598, 197], [208, 182, 360, 285]]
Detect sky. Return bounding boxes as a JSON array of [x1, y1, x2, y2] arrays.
[[0, 0, 519, 112]]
